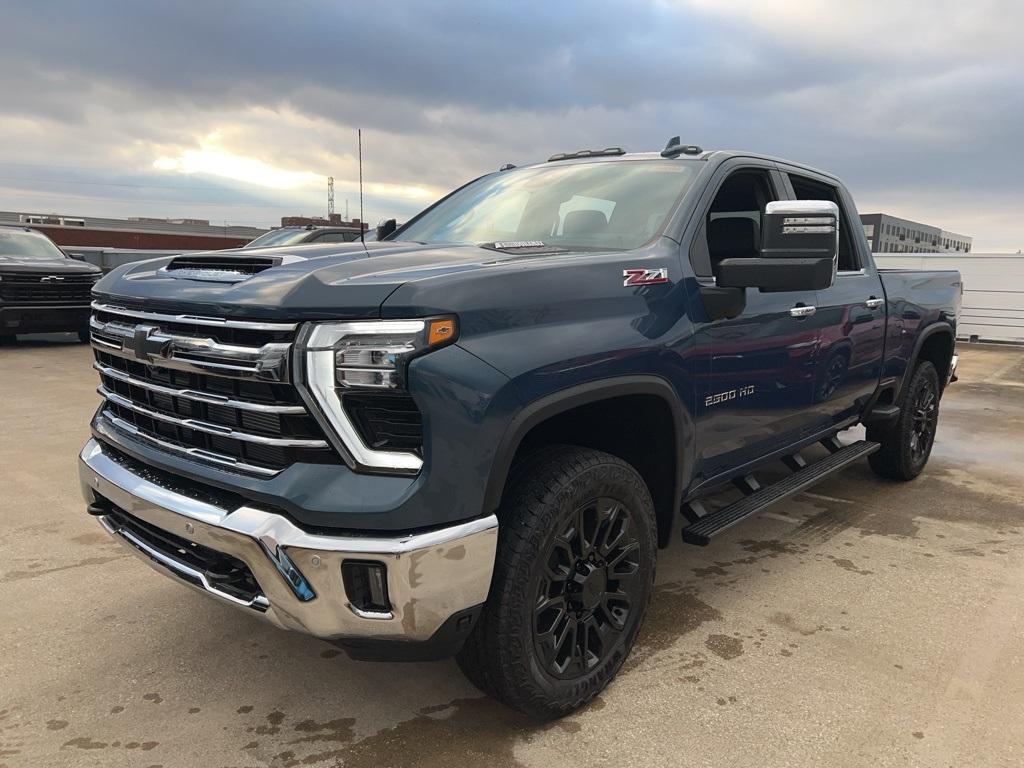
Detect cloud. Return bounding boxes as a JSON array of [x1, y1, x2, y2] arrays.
[[0, 0, 1020, 249]]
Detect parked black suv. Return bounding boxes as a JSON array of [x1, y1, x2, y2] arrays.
[[0, 225, 101, 342]]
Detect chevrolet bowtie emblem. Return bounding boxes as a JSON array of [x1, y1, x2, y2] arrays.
[[127, 325, 172, 362]]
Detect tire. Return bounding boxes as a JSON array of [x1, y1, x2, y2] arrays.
[[0, 334, 15, 345], [78, 329, 91, 344], [456, 445, 657, 720], [867, 361, 940, 480]]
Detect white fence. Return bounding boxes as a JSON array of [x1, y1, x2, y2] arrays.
[[64, 246, 199, 273], [874, 254, 1024, 344]]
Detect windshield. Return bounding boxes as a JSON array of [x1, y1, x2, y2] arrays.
[[397, 160, 698, 251], [0, 229, 67, 261], [244, 229, 311, 248]]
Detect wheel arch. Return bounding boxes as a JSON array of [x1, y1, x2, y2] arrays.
[[903, 321, 955, 397], [483, 376, 692, 548]]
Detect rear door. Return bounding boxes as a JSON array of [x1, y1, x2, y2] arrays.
[[687, 161, 828, 480], [781, 170, 886, 426]]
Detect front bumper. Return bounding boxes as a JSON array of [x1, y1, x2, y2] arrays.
[[1, 304, 90, 333], [79, 438, 498, 648]]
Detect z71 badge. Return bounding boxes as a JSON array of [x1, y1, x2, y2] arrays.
[[623, 267, 670, 287]]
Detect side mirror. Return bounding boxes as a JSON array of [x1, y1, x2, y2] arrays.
[[376, 218, 397, 240], [64, 250, 85, 261], [716, 200, 839, 292]]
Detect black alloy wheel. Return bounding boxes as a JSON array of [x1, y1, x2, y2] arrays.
[[909, 378, 938, 463], [867, 360, 941, 481], [456, 445, 657, 720], [534, 497, 641, 678]]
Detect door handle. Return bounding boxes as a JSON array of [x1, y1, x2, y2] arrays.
[[865, 297, 884, 309], [790, 304, 816, 318]]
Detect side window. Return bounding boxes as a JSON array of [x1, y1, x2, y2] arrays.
[[315, 232, 356, 243], [787, 174, 860, 272], [689, 168, 777, 277]]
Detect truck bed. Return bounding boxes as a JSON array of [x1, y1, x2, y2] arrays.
[[878, 268, 962, 385]]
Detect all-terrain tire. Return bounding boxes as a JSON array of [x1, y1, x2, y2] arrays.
[[456, 445, 657, 720], [867, 360, 941, 481]]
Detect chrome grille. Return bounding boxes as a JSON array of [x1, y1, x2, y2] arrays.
[[90, 302, 338, 476]]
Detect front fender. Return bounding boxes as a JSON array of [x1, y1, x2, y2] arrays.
[[481, 375, 693, 517]]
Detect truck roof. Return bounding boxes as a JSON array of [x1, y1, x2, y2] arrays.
[[515, 147, 843, 185]]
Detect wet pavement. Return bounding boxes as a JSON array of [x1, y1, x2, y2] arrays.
[[1, 337, 1022, 767]]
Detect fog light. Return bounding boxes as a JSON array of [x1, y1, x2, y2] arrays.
[[341, 561, 391, 615]]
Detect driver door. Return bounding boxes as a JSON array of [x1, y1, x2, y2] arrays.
[[688, 164, 828, 480]]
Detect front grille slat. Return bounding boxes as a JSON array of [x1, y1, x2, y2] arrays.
[[98, 385, 327, 448], [0, 272, 95, 305], [94, 361, 306, 415], [91, 305, 339, 477], [88, 314, 292, 382]]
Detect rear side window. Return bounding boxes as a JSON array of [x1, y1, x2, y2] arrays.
[[787, 174, 860, 272], [314, 232, 357, 243]]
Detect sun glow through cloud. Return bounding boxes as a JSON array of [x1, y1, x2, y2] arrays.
[[153, 133, 323, 190]]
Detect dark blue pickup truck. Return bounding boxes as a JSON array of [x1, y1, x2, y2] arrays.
[[79, 142, 961, 719]]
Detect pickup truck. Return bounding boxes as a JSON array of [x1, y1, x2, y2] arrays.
[[243, 224, 371, 249], [79, 142, 961, 719], [0, 224, 101, 342]]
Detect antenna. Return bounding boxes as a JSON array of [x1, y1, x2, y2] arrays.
[[327, 176, 335, 217], [358, 129, 366, 248]]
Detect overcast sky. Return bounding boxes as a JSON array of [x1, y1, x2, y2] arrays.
[[0, 0, 1021, 250]]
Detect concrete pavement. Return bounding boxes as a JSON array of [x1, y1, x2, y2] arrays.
[[1, 337, 1022, 767]]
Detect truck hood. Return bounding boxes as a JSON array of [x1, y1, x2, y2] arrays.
[[92, 241, 534, 321], [0, 255, 101, 275]]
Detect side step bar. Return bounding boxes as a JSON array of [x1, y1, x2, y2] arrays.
[[681, 440, 880, 546]]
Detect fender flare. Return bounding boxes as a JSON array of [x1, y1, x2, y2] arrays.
[[900, 320, 955, 398], [481, 375, 693, 519]]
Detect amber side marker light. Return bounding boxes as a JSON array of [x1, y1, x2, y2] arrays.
[[427, 317, 457, 346]]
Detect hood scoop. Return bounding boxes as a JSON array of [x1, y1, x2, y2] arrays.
[[161, 254, 303, 283]]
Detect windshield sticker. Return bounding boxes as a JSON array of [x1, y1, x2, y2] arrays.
[[493, 241, 547, 249]]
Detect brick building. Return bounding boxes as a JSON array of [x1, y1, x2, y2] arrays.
[[1, 211, 267, 251]]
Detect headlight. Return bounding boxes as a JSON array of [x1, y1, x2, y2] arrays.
[[295, 317, 457, 473]]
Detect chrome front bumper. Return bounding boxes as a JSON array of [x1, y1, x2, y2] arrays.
[[79, 438, 498, 642]]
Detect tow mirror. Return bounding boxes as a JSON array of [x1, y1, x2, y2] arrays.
[[716, 200, 839, 292], [376, 218, 397, 240]]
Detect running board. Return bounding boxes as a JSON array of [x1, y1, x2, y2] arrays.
[[680, 440, 880, 546]]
